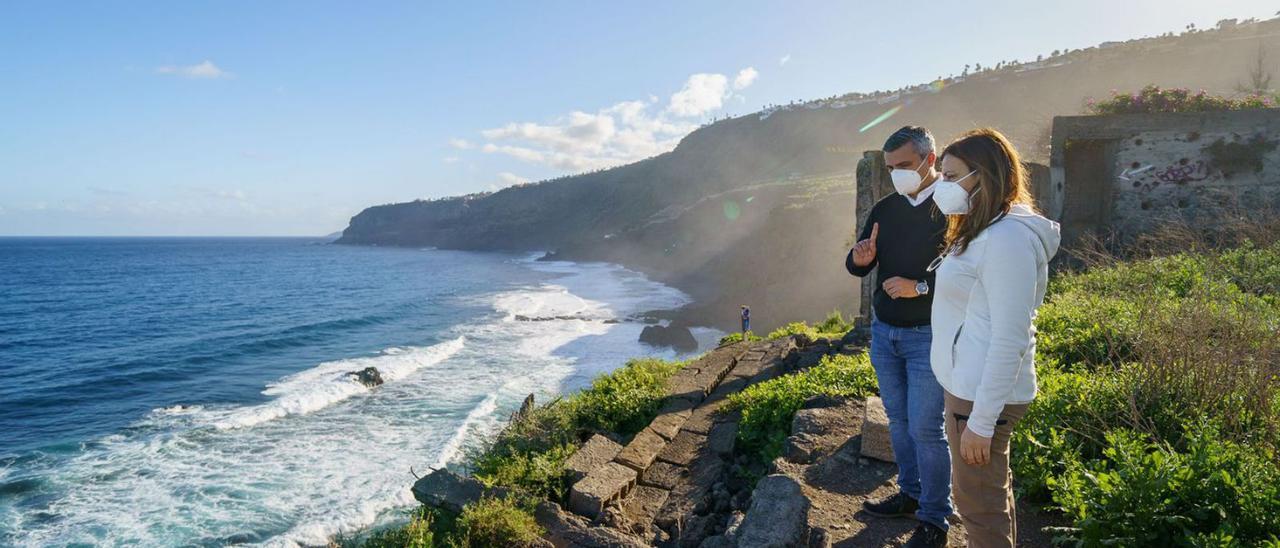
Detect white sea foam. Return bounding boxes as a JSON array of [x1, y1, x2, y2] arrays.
[[209, 336, 466, 430], [432, 393, 498, 469]]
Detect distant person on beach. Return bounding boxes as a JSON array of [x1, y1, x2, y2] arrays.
[[846, 126, 950, 548], [929, 128, 1059, 547], [740, 305, 750, 335]]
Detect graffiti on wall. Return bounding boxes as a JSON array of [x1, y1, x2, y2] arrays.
[[1154, 159, 1212, 185]]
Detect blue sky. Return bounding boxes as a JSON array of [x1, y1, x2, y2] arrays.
[[1, 1, 1275, 236]]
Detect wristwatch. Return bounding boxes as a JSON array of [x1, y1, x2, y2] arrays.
[[915, 280, 929, 295]]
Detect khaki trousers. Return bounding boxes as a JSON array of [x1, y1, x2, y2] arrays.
[[944, 391, 1029, 548]]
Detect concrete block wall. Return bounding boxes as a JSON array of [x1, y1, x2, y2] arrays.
[[1051, 109, 1280, 246]]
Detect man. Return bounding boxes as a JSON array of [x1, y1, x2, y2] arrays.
[[740, 305, 750, 335], [846, 126, 951, 548]]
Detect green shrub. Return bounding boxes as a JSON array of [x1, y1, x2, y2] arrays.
[[814, 309, 854, 336], [1022, 241, 1280, 545], [1049, 427, 1280, 546], [1216, 241, 1280, 302], [719, 330, 762, 345], [728, 353, 877, 463], [571, 357, 685, 436], [766, 321, 814, 340], [452, 497, 544, 548], [1034, 293, 1142, 368], [1011, 366, 1131, 501], [472, 443, 575, 501]]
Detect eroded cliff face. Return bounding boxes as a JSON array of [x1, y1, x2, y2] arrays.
[[337, 20, 1280, 331]]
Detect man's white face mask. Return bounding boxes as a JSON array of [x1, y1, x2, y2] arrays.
[[890, 157, 930, 195]]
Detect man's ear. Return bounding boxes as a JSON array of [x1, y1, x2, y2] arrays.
[[925, 152, 938, 170]]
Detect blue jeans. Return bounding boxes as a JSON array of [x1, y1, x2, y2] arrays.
[[869, 318, 952, 530]]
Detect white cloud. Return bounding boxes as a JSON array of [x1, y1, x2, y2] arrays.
[[442, 156, 461, 164], [497, 172, 530, 185], [733, 67, 758, 90], [448, 138, 474, 150], [212, 189, 247, 201], [779, 54, 791, 66], [475, 68, 758, 173], [667, 73, 729, 117], [156, 60, 231, 79]]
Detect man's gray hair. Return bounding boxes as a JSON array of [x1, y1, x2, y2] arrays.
[[882, 126, 935, 157]]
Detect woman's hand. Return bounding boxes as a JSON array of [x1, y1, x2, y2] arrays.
[[960, 426, 992, 466]]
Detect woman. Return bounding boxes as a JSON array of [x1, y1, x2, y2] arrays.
[[927, 128, 1060, 547]]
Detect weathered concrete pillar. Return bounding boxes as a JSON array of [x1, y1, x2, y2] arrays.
[[853, 150, 893, 326]]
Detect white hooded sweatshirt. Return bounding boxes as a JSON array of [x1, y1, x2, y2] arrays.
[[929, 203, 1061, 437]]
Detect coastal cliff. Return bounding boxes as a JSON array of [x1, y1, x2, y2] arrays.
[[338, 19, 1280, 332]]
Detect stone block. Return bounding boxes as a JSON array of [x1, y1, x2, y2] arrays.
[[649, 408, 692, 441], [621, 484, 670, 532], [735, 475, 810, 548], [569, 461, 637, 519], [640, 460, 686, 490], [615, 427, 668, 471], [666, 367, 706, 400], [564, 434, 623, 482], [707, 420, 737, 457], [681, 399, 726, 436], [861, 396, 895, 463], [656, 430, 707, 467]]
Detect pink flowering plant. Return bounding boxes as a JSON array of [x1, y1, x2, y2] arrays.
[[1088, 85, 1277, 115]]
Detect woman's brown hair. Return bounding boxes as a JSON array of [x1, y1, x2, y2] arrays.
[[939, 128, 1037, 254]]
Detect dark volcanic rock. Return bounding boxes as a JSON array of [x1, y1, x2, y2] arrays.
[[535, 502, 650, 548], [639, 324, 698, 352], [347, 367, 384, 388], [412, 469, 487, 513], [736, 474, 810, 547]]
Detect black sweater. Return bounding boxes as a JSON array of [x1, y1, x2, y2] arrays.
[[845, 193, 948, 327]]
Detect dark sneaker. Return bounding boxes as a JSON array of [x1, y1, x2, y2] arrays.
[[862, 491, 919, 518], [903, 522, 948, 548]]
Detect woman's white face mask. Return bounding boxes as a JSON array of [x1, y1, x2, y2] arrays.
[[933, 170, 979, 214], [889, 157, 929, 195]]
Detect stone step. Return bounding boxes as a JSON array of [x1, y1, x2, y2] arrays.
[[567, 338, 803, 529], [564, 434, 624, 482], [619, 484, 671, 535], [568, 461, 638, 519]]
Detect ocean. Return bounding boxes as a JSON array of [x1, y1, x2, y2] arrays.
[[0, 237, 718, 546]]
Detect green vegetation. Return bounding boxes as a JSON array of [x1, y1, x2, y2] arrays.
[[352, 356, 688, 547], [343, 507, 436, 548], [451, 498, 545, 547], [718, 310, 853, 346], [718, 330, 762, 345], [728, 352, 877, 464], [344, 499, 544, 548], [1087, 84, 1277, 115], [766, 310, 855, 341], [1014, 240, 1280, 545]]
